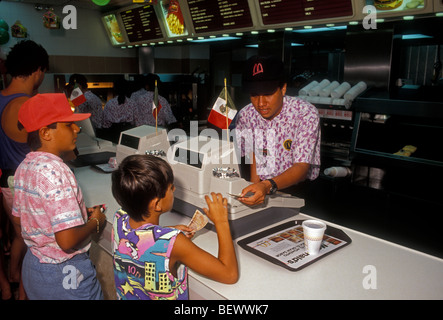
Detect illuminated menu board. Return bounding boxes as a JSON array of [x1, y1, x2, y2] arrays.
[[259, 0, 353, 25], [120, 5, 163, 43], [158, 0, 189, 38], [102, 13, 126, 46], [366, 0, 425, 12], [188, 0, 253, 34]]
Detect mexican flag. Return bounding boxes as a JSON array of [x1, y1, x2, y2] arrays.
[[207, 87, 237, 129], [152, 80, 162, 117], [70, 84, 86, 107]]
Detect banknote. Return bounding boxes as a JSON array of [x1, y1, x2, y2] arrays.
[[187, 209, 209, 232]]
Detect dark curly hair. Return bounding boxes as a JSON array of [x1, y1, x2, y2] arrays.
[[5, 40, 49, 77]]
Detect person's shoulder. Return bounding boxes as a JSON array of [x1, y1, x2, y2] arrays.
[[85, 91, 101, 102], [285, 96, 319, 116], [2, 94, 29, 115], [238, 103, 256, 118]]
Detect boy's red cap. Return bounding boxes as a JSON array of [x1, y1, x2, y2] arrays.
[[18, 93, 91, 132]]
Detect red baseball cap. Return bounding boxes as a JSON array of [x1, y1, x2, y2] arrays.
[[18, 93, 91, 132]]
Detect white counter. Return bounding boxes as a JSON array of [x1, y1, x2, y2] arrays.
[[75, 166, 443, 300]]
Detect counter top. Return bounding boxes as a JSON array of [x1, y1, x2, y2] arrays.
[[75, 166, 443, 300]]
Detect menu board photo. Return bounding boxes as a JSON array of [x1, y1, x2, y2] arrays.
[[368, 0, 425, 12], [258, 0, 354, 25], [119, 5, 164, 44], [158, 0, 189, 38], [102, 13, 126, 46], [238, 220, 352, 271], [187, 0, 254, 34]]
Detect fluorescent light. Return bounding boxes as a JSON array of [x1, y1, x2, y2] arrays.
[[291, 43, 304, 47], [293, 26, 347, 33], [403, 15, 414, 20], [192, 36, 240, 43], [402, 34, 433, 40]]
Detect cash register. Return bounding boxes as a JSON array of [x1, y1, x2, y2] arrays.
[[116, 125, 170, 164], [116, 126, 305, 238]]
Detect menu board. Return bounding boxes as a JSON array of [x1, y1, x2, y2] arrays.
[[158, 0, 189, 38], [258, 0, 354, 25], [102, 13, 126, 46], [366, 0, 425, 12], [120, 5, 163, 43], [188, 0, 253, 34]]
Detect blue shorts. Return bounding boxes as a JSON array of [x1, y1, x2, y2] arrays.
[[22, 249, 103, 300]]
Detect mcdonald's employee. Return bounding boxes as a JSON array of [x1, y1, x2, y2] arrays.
[[234, 55, 321, 206]]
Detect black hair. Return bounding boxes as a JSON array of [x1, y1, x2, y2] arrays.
[[144, 73, 160, 91], [17, 121, 57, 151], [113, 78, 131, 105], [5, 40, 49, 77], [65, 74, 88, 98], [111, 155, 174, 222], [68, 74, 88, 89]]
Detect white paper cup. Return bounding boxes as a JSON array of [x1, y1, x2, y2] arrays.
[[302, 220, 326, 255]]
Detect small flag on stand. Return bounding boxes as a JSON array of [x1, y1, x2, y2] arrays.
[[152, 80, 162, 133], [207, 86, 236, 130], [152, 80, 162, 117], [70, 84, 86, 107]]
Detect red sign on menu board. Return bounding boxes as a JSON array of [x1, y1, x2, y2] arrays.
[[188, 0, 253, 34], [120, 5, 163, 43], [259, 0, 353, 25]]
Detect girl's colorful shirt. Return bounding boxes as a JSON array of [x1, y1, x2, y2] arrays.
[[112, 209, 188, 300]]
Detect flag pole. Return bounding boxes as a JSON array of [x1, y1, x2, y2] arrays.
[[155, 80, 158, 134], [224, 78, 229, 147]]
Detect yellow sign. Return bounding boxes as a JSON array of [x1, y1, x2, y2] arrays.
[[133, 0, 157, 3]]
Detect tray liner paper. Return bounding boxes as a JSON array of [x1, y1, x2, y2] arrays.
[[238, 220, 352, 271]]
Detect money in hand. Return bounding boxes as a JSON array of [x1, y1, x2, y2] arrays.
[[187, 209, 209, 233]]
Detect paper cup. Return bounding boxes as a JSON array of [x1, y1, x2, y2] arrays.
[[302, 220, 326, 255]]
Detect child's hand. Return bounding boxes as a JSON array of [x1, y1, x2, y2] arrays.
[[172, 225, 195, 238], [203, 192, 228, 226], [87, 206, 107, 229]]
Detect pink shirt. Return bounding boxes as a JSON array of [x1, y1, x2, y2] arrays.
[[235, 96, 321, 181], [12, 152, 90, 264]]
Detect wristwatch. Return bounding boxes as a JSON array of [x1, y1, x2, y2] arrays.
[[266, 179, 278, 195]]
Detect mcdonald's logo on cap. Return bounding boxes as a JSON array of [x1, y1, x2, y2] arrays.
[[253, 63, 264, 76]]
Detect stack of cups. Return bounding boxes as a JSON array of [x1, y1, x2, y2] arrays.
[[302, 220, 326, 255]]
